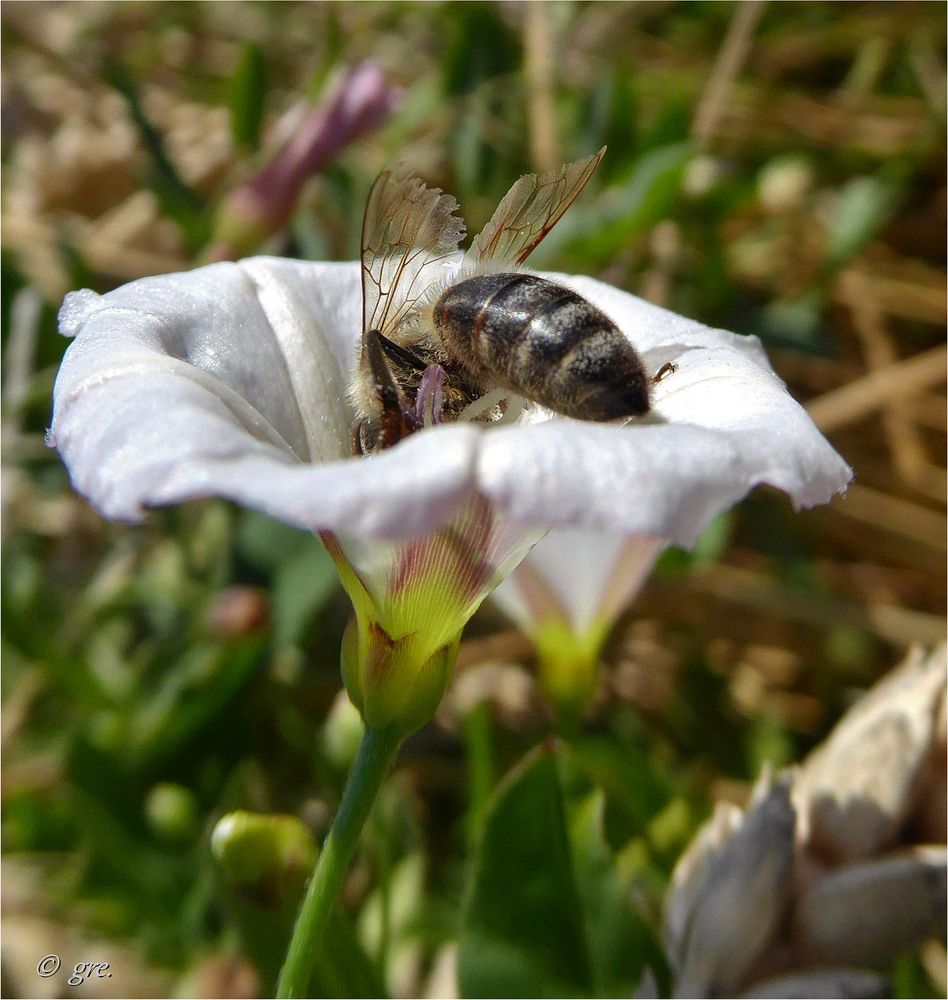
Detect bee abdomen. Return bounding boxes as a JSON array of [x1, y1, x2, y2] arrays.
[[433, 273, 650, 421]]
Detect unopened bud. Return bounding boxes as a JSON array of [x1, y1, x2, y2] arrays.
[[145, 782, 199, 842], [206, 61, 399, 261], [757, 156, 814, 214], [323, 688, 364, 769], [211, 810, 316, 905]]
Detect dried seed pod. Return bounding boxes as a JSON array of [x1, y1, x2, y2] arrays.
[[664, 800, 743, 967], [740, 969, 888, 999], [793, 845, 947, 968], [667, 769, 796, 998], [794, 645, 946, 862], [911, 676, 947, 843]]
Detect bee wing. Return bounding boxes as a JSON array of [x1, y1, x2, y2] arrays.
[[467, 147, 605, 266], [361, 163, 466, 337]]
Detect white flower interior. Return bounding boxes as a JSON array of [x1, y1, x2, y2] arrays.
[[51, 257, 852, 546]]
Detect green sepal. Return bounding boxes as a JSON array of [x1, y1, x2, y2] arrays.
[[533, 617, 610, 719], [341, 615, 460, 736]]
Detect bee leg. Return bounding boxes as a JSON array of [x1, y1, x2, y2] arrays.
[[415, 364, 446, 428], [365, 329, 417, 449], [353, 416, 377, 456], [375, 331, 428, 372], [652, 361, 678, 383]]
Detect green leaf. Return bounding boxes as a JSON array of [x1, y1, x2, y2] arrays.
[[236, 513, 339, 647], [568, 733, 669, 835], [569, 791, 655, 997], [825, 174, 902, 272], [577, 72, 639, 180], [603, 141, 694, 235], [271, 539, 338, 648], [229, 43, 268, 150], [458, 745, 592, 998], [530, 142, 693, 269]]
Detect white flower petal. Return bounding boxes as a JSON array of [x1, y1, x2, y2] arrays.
[[57, 262, 322, 461], [479, 419, 757, 546], [492, 530, 664, 635], [238, 257, 361, 462], [52, 260, 483, 538], [51, 258, 851, 546]]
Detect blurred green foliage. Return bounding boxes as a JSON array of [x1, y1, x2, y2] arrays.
[[2, 1, 944, 997], [229, 43, 269, 151]]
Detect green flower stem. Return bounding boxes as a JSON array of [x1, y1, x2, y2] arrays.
[[464, 701, 494, 849], [276, 725, 402, 999]]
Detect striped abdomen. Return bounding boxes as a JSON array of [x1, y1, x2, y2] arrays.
[[432, 273, 650, 421]]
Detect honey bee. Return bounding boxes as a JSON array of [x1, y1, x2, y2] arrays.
[[350, 148, 652, 455]]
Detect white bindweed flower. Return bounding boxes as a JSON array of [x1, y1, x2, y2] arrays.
[[50, 257, 850, 731]]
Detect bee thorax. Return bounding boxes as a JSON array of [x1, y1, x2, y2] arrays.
[[433, 273, 650, 421]]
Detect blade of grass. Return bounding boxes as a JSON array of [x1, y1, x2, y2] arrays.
[[101, 59, 210, 251]]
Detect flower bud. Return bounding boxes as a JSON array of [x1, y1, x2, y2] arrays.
[[322, 688, 365, 769], [341, 615, 459, 735], [144, 782, 199, 842], [205, 61, 399, 261], [211, 810, 316, 904]]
